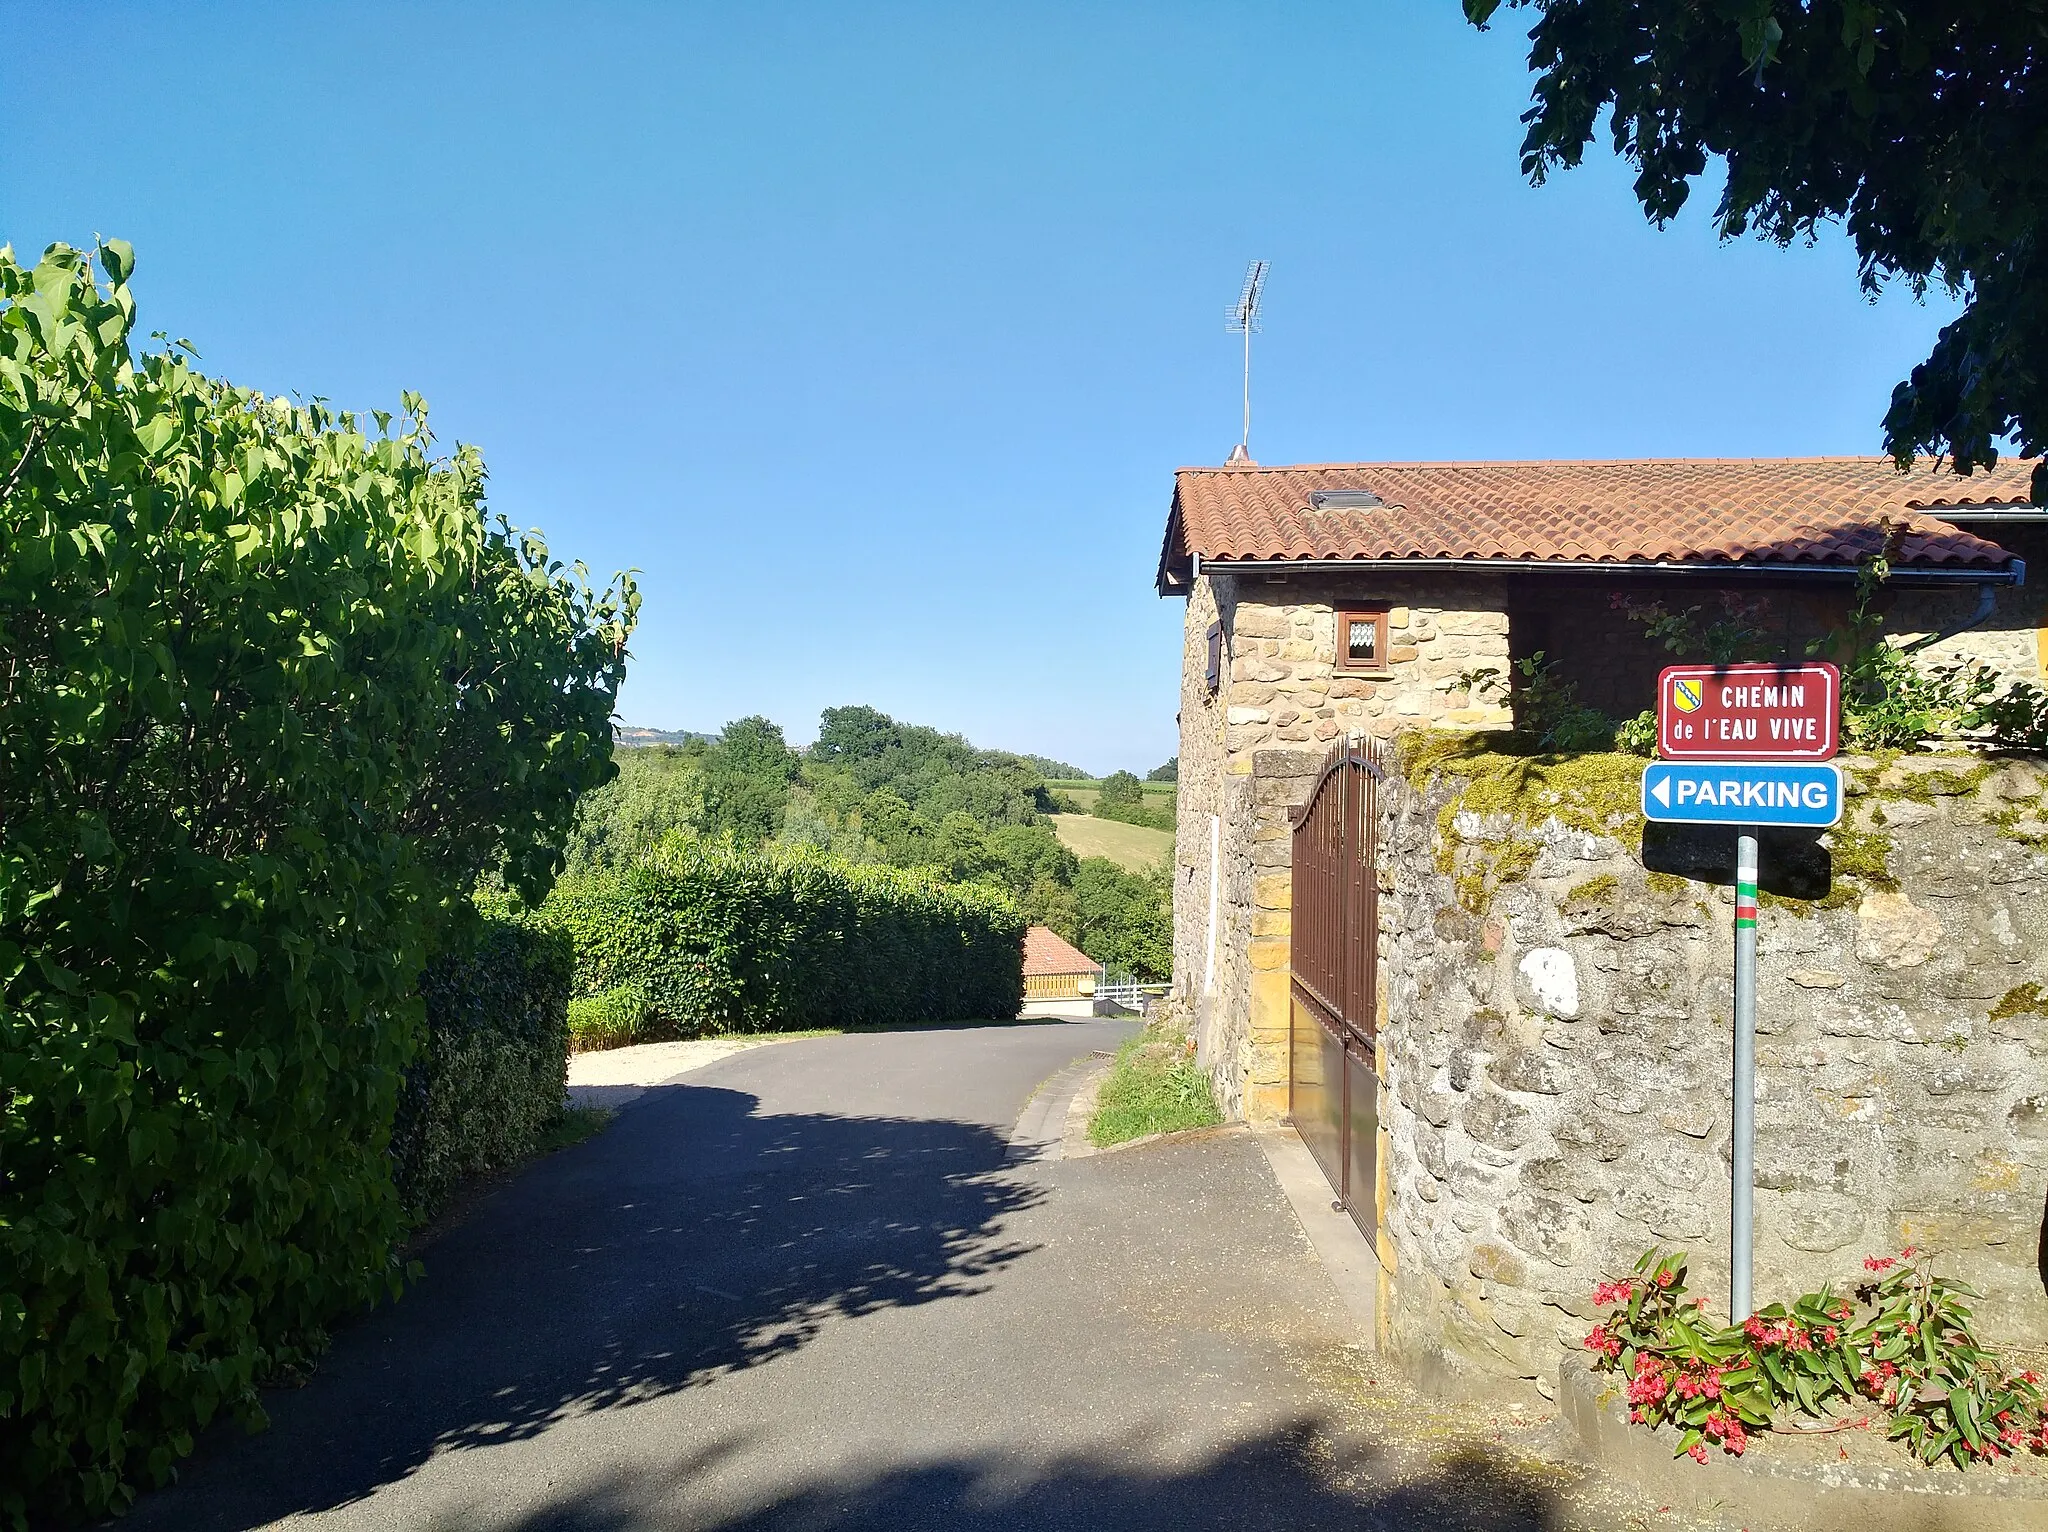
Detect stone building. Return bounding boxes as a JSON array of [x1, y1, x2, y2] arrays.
[[1156, 455, 2048, 1385]]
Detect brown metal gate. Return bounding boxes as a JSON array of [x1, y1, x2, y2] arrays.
[[1289, 737, 1385, 1241]]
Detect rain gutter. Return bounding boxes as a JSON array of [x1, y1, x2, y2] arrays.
[[1191, 556, 2026, 588]]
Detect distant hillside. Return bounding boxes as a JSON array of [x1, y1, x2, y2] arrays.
[[614, 724, 713, 748], [1020, 753, 1089, 781]]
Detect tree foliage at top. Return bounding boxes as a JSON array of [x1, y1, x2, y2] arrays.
[[1466, 0, 2048, 498], [568, 705, 1175, 979], [699, 715, 799, 845], [1096, 771, 1145, 812], [1147, 757, 1179, 782], [0, 239, 635, 1522]]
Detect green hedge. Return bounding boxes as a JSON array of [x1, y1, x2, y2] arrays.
[[392, 910, 576, 1221], [0, 243, 632, 1525], [546, 840, 1025, 1033]]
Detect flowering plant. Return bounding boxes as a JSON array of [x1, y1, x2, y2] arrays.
[[1585, 1247, 2048, 1469], [1854, 1249, 2048, 1467]]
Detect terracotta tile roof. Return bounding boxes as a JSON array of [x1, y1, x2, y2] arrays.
[[1023, 925, 1100, 977], [1157, 457, 2034, 590]]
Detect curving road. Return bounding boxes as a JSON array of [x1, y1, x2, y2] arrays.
[[127, 1020, 1593, 1531]]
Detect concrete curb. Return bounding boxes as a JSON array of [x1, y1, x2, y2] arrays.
[[1060, 1062, 1110, 1158], [1006, 1052, 1115, 1164], [1250, 1123, 1382, 1345], [1558, 1354, 2048, 1531], [1080, 1122, 1249, 1158]]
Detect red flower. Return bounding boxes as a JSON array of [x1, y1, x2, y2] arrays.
[[1900, 1245, 1919, 1259], [1655, 1269, 1675, 1288], [1687, 1443, 1708, 1465], [1863, 1256, 1896, 1273]]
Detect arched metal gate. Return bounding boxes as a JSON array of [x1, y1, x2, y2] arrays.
[[1289, 737, 1385, 1241]]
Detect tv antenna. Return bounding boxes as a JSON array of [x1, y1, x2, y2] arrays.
[[1226, 260, 1267, 465]]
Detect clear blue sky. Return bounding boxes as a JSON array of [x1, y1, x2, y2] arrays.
[[4, 2, 1958, 775]]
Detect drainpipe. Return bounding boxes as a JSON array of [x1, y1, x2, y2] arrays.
[[1901, 581, 1999, 655]]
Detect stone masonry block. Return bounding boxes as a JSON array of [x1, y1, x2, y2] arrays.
[[1234, 607, 1288, 639], [1252, 907, 1292, 938], [1245, 1079, 1289, 1124], [1252, 747, 1322, 779], [1250, 938, 1289, 972], [1250, 969, 1291, 1032], [1436, 610, 1510, 637], [1255, 873, 1292, 910]]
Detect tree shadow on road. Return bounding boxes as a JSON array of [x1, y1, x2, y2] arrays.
[[126, 1084, 1044, 1531], [489, 1427, 1569, 1532]]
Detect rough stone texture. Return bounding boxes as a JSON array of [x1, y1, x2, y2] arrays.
[[1171, 571, 1514, 1120], [1513, 565, 2048, 722], [1518, 579, 1850, 720], [1889, 522, 2048, 691], [1376, 751, 2048, 1395]]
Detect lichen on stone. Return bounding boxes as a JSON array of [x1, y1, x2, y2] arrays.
[[1991, 983, 2047, 1024], [1399, 731, 1647, 853], [1562, 873, 1618, 907]]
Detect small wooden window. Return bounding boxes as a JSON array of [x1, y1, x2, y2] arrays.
[[1204, 623, 1223, 693], [1337, 608, 1389, 672]]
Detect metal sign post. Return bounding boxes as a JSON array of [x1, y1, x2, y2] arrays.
[[1645, 664, 1845, 1324], [1731, 832, 1759, 1321]]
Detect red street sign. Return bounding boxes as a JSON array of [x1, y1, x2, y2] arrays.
[[1657, 662, 1839, 761]]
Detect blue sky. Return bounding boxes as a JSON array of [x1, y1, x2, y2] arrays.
[[4, 2, 1958, 774]]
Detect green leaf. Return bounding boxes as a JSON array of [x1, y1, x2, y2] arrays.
[[135, 414, 178, 455], [98, 239, 134, 286]]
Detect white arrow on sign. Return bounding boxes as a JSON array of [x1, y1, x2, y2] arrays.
[[1649, 775, 1671, 808]]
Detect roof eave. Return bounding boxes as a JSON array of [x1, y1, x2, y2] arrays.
[[1190, 555, 2025, 587]]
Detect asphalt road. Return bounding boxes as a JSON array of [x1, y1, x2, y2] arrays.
[[126, 1020, 1593, 1532]]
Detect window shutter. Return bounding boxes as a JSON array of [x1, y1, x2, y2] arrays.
[[1205, 623, 1223, 693]]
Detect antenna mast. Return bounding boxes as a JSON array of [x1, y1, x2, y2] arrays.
[[1226, 260, 1267, 464]]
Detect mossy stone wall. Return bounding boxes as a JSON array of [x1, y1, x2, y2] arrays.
[[1377, 738, 2048, 1397]]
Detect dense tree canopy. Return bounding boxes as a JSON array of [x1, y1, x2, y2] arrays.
[[562, 705, 1175, 978], [1466, 0, 2048, 497]]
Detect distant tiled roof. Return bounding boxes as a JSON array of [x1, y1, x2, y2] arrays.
[[1023, 925, 1100, 977], [1157, 457, 2033, 590]]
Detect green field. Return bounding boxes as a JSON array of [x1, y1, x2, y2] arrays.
[[1049, 813, 1173, 871], [1044, 779, 1177, 813]]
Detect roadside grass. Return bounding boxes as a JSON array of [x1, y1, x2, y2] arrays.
[[1089, 1028, 1222, 1147], [1049, 812, 1173, 871], [538, 1103, 615, 1152]]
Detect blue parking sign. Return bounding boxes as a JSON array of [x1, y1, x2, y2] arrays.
[[1640, 762, 1843, 828]]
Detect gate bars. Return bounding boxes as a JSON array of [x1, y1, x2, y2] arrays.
[[1288, 736, 1387, 1235], [1290, 736, 1385, 1048]]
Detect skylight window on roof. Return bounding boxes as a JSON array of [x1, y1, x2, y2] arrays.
[[1308, 490, 1383, 511]]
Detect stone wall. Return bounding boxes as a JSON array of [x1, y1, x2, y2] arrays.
[[1219, 574, 1515, 757], [1171, 571, 1514, 1122], [1889, 552, 2048, 692], [1376, 744, 2048, 1396], [1511, 578, 1849, 720], [1172, 572, 1255, 1119]]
